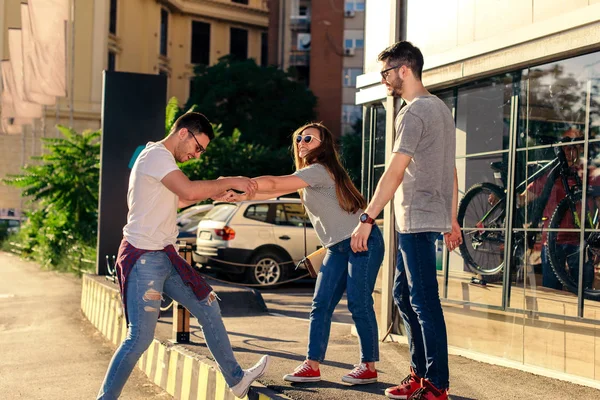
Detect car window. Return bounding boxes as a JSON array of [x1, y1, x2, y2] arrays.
[[275, 203, 312, 227], [203, 204, 237, 222], [244, 204, 270, 222]]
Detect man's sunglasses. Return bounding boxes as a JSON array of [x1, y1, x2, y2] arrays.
[[380, 64, 402, 79], [296, 135, 322, 144], [188, 130, 206, 155]]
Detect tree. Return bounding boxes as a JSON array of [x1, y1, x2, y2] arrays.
[[3, 126, 100, 267], [179, 125, 294, 182], [186, 56, 317, 148]]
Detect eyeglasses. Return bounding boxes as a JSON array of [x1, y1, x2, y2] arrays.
[[296, 135, 322, 144], [188, 130, 206, 155], [380, 64, 402, 79]]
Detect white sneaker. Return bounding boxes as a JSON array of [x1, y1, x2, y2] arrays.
[[230, 355, 271, 398]]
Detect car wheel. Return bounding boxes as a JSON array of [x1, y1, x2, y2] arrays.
[[245, 251, 288, 286]]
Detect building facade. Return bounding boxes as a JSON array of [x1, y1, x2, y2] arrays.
[[268, 0, 365, 137], [357, 0, 600, 386], [0, 0, 268, 213]]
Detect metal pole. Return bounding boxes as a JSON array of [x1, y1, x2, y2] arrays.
[[55, 99, 60, 137], [42, 105, 46, 139], [69, 0, 75, 128], [31, 121, 35, 157]]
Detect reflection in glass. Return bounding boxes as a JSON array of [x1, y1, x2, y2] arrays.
[[456, 74, 513, 155], [523, 52, 600, 146], [458, 183, 505, 275]]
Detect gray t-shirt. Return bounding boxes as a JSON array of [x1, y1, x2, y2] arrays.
[[293, 163, 362, 247], [393, 95, 456, 233]]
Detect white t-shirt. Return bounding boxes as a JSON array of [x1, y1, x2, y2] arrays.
[[123, 142, 180, 250]]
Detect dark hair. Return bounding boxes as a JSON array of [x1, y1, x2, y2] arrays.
[[378, 41, 424, 81], [170, 112, 214, 140], [292, 122, 366, 213]]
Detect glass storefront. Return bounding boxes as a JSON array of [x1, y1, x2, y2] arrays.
[[362, 50, 600, 381]]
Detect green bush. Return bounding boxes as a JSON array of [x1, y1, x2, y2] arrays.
[[2, 125, 100, 271]]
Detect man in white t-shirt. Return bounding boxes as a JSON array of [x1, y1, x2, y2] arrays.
[[97, 112, 269, 400]]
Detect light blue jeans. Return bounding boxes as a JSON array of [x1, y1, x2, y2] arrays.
[[307, 226, 384, 363], [97, 251, 243, 399]]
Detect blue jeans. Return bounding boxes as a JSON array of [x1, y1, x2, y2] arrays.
[[394, 232, 449, 390], [307, 226, 384, 363], [97, 251, 243, 400]]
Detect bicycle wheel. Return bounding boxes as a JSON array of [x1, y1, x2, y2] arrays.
[[458, 183, 506, 275], [547, 193, 600, 300]]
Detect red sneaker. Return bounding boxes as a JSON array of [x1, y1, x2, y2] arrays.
[[283, 361, 321, 383], [408, 378, 448, 400], [341, 363, 378, 384], [385, 368, 421, 399]]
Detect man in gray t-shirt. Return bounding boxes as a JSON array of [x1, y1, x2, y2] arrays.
[[350, 42, 462, 400], [393, 95, 456, 233]]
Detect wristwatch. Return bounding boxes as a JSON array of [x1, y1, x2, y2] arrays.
[[359, 213, 375, 224]]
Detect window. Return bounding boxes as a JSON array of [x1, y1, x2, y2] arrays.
[[191, 21, 210, 65], [244, 204, 269, 222], [342, 104, 362, 124], [230, 27, 248, 60], [343, 68, 362, 87], [107, 51, 116, 71], [260, 32, 268, 66], [204, 204, 237, 222], [299, 6, 308, 16], [275, 203, 311, 227], [109, 0, 117, 35], [345, 0, 365, 11], [362, 104, 386, 211], [160, 8, 169, 56], [232, 0, 249, 4], [344, 30, 364, 49]]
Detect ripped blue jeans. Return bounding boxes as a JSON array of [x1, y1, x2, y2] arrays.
[[97, 251, 243, 400]]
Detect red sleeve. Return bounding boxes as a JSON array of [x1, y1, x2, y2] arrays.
[[527, 172, 548, 196]]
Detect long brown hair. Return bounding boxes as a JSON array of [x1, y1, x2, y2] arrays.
[[292, 122, 366, 213]]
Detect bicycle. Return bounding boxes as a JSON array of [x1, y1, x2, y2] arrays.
[[457, 136, 600, 300]]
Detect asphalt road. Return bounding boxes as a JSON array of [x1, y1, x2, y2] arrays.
[[0, 251, 171, 400]]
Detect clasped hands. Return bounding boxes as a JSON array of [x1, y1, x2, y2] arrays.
[[213, 176, 257, 202]]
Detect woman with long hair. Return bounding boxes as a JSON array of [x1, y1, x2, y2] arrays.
[[221, 122, 385, 385]]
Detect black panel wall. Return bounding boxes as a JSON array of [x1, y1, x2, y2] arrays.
[[96, 72, 167, 275]]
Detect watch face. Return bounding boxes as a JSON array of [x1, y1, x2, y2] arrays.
[[360, 213, 367, 222]]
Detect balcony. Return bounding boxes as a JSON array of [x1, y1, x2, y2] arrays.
[[289, 51, 310, 66], [289, 15, 310, 31]]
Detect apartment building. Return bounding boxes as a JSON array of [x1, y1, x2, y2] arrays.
[[268, 0, 365, 137], [0, 0, 268, 213]]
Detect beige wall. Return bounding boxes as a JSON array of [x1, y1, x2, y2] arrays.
[[405, 0, 600, 71], [0, 0, 267, 211]]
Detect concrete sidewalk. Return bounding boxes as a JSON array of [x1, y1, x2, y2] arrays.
[[0, 252, 170, 400], [150, 280, 600, 400]]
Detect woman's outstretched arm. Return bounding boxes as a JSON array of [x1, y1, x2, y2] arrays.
[[216, 175, 308, 202]]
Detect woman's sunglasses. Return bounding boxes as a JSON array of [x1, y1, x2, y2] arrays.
[[296, 135, 322, 144]]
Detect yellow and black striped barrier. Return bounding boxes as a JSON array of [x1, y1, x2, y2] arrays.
[[81, 275, 283, 400]]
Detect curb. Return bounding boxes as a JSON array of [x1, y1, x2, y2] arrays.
[[81, 274, 288, 400]]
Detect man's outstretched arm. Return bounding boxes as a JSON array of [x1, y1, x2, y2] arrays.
[[350, 152, 412, 252], [161, 170, 257, 202]]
